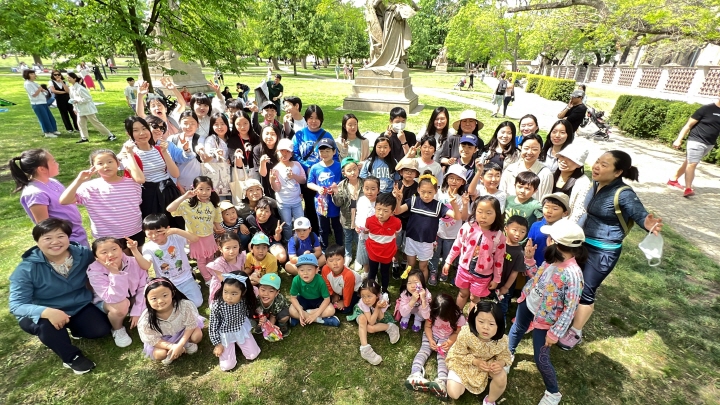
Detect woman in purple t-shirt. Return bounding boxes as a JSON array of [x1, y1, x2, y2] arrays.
[[9, 149, 89, 247]]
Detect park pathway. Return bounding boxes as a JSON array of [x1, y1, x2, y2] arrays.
[[415, 80, 720, 263]]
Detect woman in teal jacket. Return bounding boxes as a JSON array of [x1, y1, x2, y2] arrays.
[[9, 218, 111, 374]]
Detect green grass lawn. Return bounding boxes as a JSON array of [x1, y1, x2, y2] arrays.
[[1, 71, 719, 404]]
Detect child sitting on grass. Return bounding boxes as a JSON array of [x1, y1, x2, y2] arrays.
[[346, 278, 400, 365], [289, 254, 340, 327], [284, 217, 326, 275], [244, 234, 277, 284], [321, 244, 362, 315], [256, 273, 291, 336], [214, 201, 245, 248], [207, 233, 247, 303], [395, 269, 431, 332]]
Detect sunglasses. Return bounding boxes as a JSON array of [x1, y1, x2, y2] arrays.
[[52, 73, 61, 76], [150, 124, 167, 131]]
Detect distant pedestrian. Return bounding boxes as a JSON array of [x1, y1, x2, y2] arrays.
[[491, 73, 508, 118], [92, 65, 105, 92], [468, 70, 475, 90]]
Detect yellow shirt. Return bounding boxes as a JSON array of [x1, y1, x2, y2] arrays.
[[171, 200, 222, 237], [244, 252, 278, 277]]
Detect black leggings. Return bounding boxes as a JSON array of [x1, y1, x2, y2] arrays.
[[19, 303, 111, 363], [368, 260, 391, 293], [503, 96, 513, 116], [55, 95, 79, 131]]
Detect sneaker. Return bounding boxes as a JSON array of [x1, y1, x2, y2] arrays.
[[438, 269, 448, 283], [392, 260, 401, 279], [360, 345, 382, 365], [538, 390, 562, 405], [404, 371, 430, 391], [427, 378, 448, 400], [483, 396, 497, 405], [278, 322, 290, 336], [111, 327, 132, 348], [53, 131, 61, 135], [76, 138, 89, 143], [504, 354, 515, 374], [44, 133, 58, 138], [684, 188, 695, 197], [289, 317, 299, 327], [107, 134, 117, 141], [161, 353, 174, 366], [400, 318, 409, 330], [411, 322, 422, 333], [557, 329, 581, 351], [184, 342, 198, 354], [386, 323, 400, 344], [252, 324, 263, 335], [428, 270, 438, 286], [63, 354, 95, 374], [345, 256, 352, 267], [667, 179, 683, 189], [321, 316, 340, 327]]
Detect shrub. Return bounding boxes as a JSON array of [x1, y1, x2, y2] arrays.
[[659, 102, 702, 144], [522, 74, 576, 102], [617, 97, 671, 139], [610, 94, 634, 124], [526, 76, 541, 93]]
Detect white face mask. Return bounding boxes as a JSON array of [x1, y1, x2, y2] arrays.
[[392, 122, 406, 132]]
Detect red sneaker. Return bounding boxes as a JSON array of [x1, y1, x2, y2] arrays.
[[667, 179, 683, 189], [683, 188, 695, 197]]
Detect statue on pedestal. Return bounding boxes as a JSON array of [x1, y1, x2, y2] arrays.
[[364, 0, 418, 75], [436, 47, 448, 64]]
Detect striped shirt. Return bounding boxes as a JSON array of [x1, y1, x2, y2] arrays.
[[365, 215, 401, 263], [76, 176, 142, 238], [134, 147, 169, 182]]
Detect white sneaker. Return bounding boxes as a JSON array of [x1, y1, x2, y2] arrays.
[[44, 133, 58, 138], [360, 345, 382, 365], [504, 354, 515, 374], [161, 354, 174, 366], [404, 371, 429, 391], [344, 256, 352, 267], [111, 327, 132, 348], [538, 390, 562, 405], [386, 323, 400, 344], [184, 342, 198, 354], [52, 131, 61, 135]]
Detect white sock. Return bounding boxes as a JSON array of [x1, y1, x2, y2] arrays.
[[571, 327, 582, 337], [360, 344, 370, 350], [315, 317, 324, 324]]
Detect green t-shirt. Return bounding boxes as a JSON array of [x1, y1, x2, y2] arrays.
[[290, 274, 329, 300], [504, 196, 543, 228]]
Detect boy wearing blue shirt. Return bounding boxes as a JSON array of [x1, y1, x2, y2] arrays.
[[527, 192, 570, 265], [284, 217, 326, 275], [308, 138, 345, 250]]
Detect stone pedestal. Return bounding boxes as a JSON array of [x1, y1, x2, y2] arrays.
[[435, 63, 448, 73], [148, 51, 210, 94], [342, 64, 421, 113]]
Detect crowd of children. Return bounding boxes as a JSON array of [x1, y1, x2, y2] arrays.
[[11, 92, 661, 405]]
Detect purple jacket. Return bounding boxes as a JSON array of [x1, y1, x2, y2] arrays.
[[87, 254, 149, 317]]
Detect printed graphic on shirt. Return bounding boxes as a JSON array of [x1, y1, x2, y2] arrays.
[[153, 246, 184, 277]]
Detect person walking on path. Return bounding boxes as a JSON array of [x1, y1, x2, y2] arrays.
[[491, 73, 508, 117], [67, 73, 116, 143], [668, 96, 720, 197], [556, 90, 587, 134], [502, 76, 514, 118]]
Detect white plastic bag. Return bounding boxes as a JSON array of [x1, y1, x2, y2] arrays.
[[638, 224, 663, 267]]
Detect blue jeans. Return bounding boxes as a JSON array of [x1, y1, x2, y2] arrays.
[[508, 301, 559, 394], [31, 103, 57, 133], [343, 227, 358, 260], [317, 215, 343, 250], [498, 286, 514, 317], [278, 201, 304, 242], [431, 237, 456, 275]]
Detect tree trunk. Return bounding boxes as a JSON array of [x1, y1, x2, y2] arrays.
[[324, 56, 329, 66], [133, 39, 153, 92], [32, 54, 43, 65], [109, 56, 117, 67], [594, 52, 602, 66], [255, 52, 260, 66], [293, 57, 297, 76], [271, 57, 280, 70], [619, 44, 632, 64], [301, 57, 307, 69], [199, 59, 205, 67]]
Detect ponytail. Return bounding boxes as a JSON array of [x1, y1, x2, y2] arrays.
[[9, 149, 50, 192], [607, 150, 639, 182]]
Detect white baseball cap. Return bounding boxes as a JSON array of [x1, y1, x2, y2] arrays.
[[556, 143, 589, 167], [293, 217, 311, 230], [540, 218, 585, 247]]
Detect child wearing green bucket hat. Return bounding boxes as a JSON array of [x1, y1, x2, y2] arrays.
[[244, 233, 277, 285]]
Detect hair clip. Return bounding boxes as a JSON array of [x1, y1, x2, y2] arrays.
[[418, 174, 437, 185], [400, 265, 412, 279], [223, 273, 248, 283]]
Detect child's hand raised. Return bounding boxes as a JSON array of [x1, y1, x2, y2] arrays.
[[206, 80, 220, 92], [183, 189, 196, 199], [123, 139, 136, 154], [126, 237, 139, 251], [76, 166, 97, 182], [275, 221, 285, 236], [406, 144, 418, 157], [524, 238, 537, 259], [213, 344, 224, 357], [392, 182, 404, 199], [138, 81, 149, 95], [461, 191, 470, 206]]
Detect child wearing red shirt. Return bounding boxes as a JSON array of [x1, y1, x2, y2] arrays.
[[366, 192, 402, 293]]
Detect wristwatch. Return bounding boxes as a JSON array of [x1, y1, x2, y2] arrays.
[[402, 142, 408, 146]]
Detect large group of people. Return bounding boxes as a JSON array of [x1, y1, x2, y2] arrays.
[[10, 73, 683, 405]]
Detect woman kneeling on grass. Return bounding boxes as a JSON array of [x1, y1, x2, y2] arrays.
[[9, 218, 112, 374]]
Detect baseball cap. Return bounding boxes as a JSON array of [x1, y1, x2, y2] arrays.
[[218, 201, 236, 212], [540, 192, 570, 212], [296, 253, 318, 267], [316, 137, 337, 151], [445, 164, 468, 182], [259, 273, 281, 290], [571, 90, 585, 99], [250, 233, 270, 246], [556, 143, 589, 167], [341, 156, 359, 169], [293, 217, 311, 230], [459, 134, 479, 147], [540, 218, 585, 247], [261, 100, 277, 111], [277, 138, 293, 152]]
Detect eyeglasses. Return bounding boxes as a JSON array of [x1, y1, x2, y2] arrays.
[[150, 124, 167, 131], [52, 73, 61, 76]]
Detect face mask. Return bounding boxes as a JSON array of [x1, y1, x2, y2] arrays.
[[392, 122, 406, 132]]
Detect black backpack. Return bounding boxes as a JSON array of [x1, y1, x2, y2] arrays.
[[496, 80, 507, 95], [293, 233, 317, 255]]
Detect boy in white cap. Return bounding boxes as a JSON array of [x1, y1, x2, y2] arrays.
[[284, 217, 326, 275]]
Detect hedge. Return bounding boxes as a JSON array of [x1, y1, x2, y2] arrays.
[[610, 95, 717, 164], [522, 74, 576, 102]]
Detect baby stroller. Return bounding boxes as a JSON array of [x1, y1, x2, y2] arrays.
[[580, 106, 610, 141], [453, 77, 467, 91]]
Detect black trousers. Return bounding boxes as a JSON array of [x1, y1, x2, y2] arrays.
[[55, 95, 79, 131], [503, 96, 513, 116], [300, 184, 320, 232], [19, 303, 111, 363], [368, 260, 391, 293]]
